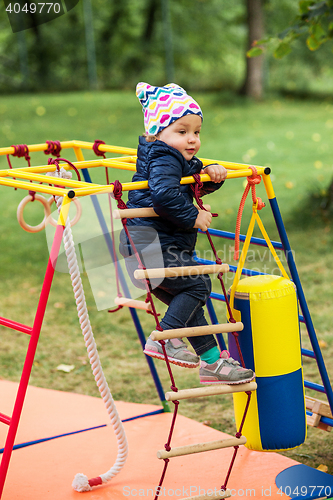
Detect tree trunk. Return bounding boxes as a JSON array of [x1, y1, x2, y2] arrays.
[[239, 0, 264, 99]]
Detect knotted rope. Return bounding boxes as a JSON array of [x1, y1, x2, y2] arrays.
[[92, 139, 106, 158], [7, 144, 31, 169], [44, 140, 62, 158], [47, 167, 128, 492], [234, 166, 265, 261]]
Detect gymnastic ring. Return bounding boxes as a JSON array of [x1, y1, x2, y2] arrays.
[[17, 194, 52, 233], [46, 196, 82, 227]]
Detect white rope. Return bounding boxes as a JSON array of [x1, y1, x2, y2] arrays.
[[52, 169, 128, 492]]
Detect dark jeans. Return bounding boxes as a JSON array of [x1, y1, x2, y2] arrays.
[[125, 246, 217, 356]]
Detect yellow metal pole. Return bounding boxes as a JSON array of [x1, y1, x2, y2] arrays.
[[72, 140, 137, 156], [73, 146, 86, 163], [72, 169, 267, 197], [57, 193, 73, 227], [0, 177, 67, 196], [1, 170, 93, 189], [0, 141, 75, 156], [101, 160, 136, 171], [262, 172, 276, 200], [200, 158, 264, 171], [7, 159, 104, 174]]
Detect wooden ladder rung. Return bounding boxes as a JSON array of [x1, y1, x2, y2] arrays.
[[181, 489, 231, 500], [165, 382, 257, 401], [305, 396, 333, 432], [114, 296, 152, 312], [113, 205, 211, 219], [305, 396, 333, 419], [134, 264, 229, 280], [151, 322, 243, 341], [0, 412, 11, 425], [114, 207, 158, 219], [157, 436, 247, 459]]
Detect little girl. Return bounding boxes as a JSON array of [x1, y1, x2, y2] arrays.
[[120, 82, 254, 385]]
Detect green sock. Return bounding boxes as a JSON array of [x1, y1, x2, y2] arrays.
[[200, 346, 220, 364]]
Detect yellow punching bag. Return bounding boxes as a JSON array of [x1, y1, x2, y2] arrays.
[[228, 274, 307, 451]]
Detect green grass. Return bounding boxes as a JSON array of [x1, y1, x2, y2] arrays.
[[0, 91, 332, 475]]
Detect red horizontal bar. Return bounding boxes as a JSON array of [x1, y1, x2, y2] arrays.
[[0, 316, 32, 335], [0, 413, 11, 426]]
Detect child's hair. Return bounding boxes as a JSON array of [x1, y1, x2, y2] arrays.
[[143, 132, 158, 143]]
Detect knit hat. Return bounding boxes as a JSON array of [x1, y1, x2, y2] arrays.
[[136, 82, 203, 135]]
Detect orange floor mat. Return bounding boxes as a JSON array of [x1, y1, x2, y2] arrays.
[[0, 380, 301, 499]]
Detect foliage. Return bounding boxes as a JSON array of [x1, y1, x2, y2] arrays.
[[248, 0, 333, 59], [0, 0, 248, 93], [0, 0, 332, 95]]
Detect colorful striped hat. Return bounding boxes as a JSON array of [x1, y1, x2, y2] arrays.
[[136, 82, 203, 135]]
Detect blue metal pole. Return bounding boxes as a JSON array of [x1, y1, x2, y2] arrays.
[[269, 196, 333, 415], [81, 168, 168, 410]]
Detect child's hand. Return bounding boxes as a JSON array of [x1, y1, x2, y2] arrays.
[[201, 164, 227, 183], [193, 209, 212, 231]]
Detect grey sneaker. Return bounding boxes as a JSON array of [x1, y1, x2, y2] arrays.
[[200, 350, 255, 385], [144, 336, 200, 368]]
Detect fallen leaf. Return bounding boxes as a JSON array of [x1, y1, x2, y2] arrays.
[[56, 364, 75, 373], [317, 464, 328, 473], [318, 340, 328, 349]]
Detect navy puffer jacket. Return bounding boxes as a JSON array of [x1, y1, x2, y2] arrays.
[[120, 136, 223, 255]]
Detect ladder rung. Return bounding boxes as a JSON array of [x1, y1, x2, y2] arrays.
[[151, 322, 243, 341], [165, 382, 257, 401], [0, 412, 11, 425], [114, 296, 152, 312], [114, 207, 158, 218], [305, 396, 333, 419], [181, 489, 231, 500], [157, 436, 247, 459], [134, 264, 229, 280], [113, 204, 211, 219]]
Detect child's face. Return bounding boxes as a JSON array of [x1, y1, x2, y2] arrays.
[[157, 114, 202, 161]]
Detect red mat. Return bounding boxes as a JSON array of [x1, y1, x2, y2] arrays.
[[0, 381, 300, 499]]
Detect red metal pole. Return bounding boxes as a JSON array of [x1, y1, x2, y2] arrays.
[[0, 222, 65, 498]]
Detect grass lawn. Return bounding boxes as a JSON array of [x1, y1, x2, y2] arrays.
[[0, 90, 332, 475]]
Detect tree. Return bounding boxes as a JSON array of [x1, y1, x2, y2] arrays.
[[239, 0, 264, 99], [248, 0, 333, 213]]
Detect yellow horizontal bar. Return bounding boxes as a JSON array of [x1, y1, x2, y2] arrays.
[[226, 167, 266, 178], [1, 157, 134, 175], [13, 160, 103, 173], [0, 141, 75, 156], [72, 169, 264, 197], [1, 169, 96, 189], [115, 156, 137, 163], [102, 160, 136, 171], [0, 140, 137, 158], [0, 177, 67, 196], [72, 140, 137, 156], [201, 157, 264, 171]]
